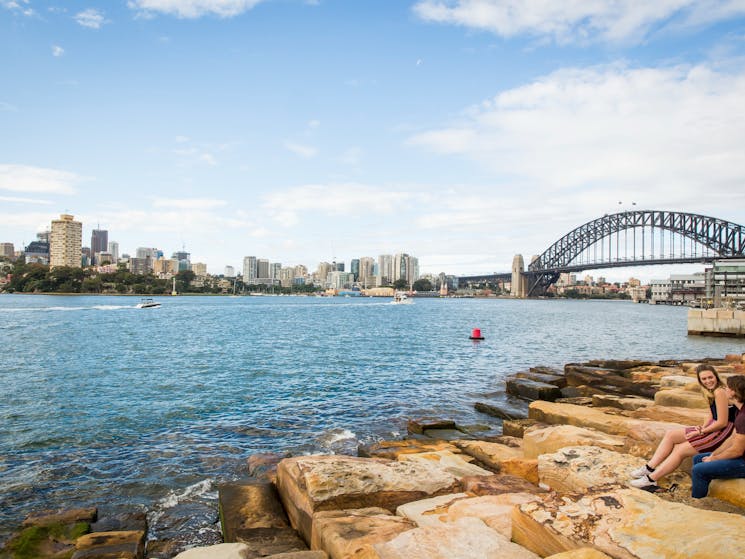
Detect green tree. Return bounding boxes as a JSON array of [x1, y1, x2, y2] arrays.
[[412, 278, 433, 291], [393, 279, 408, 290]]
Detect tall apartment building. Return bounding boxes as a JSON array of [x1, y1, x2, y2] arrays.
[[257, 259, 270, 280], [350, 259, 360, 281], [90, 228, 108, 265], [225, 265, 235, 278], [107, 241, 119, 263], [377, 254, 392, 286], [243, 256, 257, 284], [0, 242, 14, 258], [192, 262, 208, 277], [393, 253, 419, 286], [50, 214, 82, 268], [316, 262, 331, 285], [359, 257, 375, 288], [270, 262, 281, 280]]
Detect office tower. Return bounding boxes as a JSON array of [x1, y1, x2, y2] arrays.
[[225, 265, 235, 278], [359, 257, 375, 288], [270, 262, 281, 280], [136, 247, 157, 259], [350, 259, 360, 281], [316, 262, 331, 284], [108, 241, 119, 262], [50, 214, 82, 268], [393, 253, 408, 284], [377, 254, 392, 286], [0, 243, 14, 258], [191, 262, 207, 277], [90, 228, 108, 265], [243, 256, 257, 284], [408, 255, 419, 285], [257, 259, 270, 280]]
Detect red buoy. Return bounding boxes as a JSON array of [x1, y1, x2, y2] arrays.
[[469, 328, 484, 340]]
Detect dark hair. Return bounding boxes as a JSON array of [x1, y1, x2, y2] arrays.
[[727, 375, 745, 404], [696, 364, 725, 405]]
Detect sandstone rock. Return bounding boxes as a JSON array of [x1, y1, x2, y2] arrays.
[[710, 478, 745, 508], [528, 401, 680, 449], [397, 492, 540, 538], [502, 419, 541, 438], [523, 425, 626, 459], [454, 440, 536, 481], [725, 353, 743, 362], [372, 517, 540, 559], [173, 543, 251, 559], [266, 553, 328, 558], [407, 418, 456, 435], [537, 446, 644, 494], [513, 488, 745, 559], [474, 401, 528, 420], [357, 439, 461, 460], [218, 481, 307, 556], [659, 375, 697, 388], [90, 509, 147, 533], [564, 365, 656, 398], [421, 428, 472, 440], [629, 404, 708, 425], [311, 507, 415, 558], [545, 549, 612, 559], [397, 450, 494, 478], [72, 530, 145, 559], [22, 507, 98, 527], [590, 394, 652, 410], [459, 474, 544, 496], [248, 453, 290, 481], [276, 455, 460, 545], [554, 397, 594, 406], [3, 509, 94, 558], [506, 377, 563, 402], [514, 371, 568, 388], [654, 388, 709, 409]]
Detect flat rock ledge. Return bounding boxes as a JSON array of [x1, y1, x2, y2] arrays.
[[4, 355, 745, 559]]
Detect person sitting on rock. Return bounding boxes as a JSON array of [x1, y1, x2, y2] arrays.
[[690, 374, 745, 498], [630, 364, 735, 490]]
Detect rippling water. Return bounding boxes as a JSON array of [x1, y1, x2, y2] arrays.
[[1, 294, 743, 548]]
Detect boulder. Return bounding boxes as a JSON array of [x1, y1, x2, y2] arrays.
[[512, 488, 745, 559], [545, 550, 612, 559], [710, 478, 745, 508], [248, 453, 290, 482], [358, 439, 461, 460], [629, 404, 708, 426], [522, 425, 626, 459], [310, 507, 415, 558], [659, 375, 698, 388], [397, 450, 494, 478], [72, 530, 145, 559], [218, 481, 307, 556], [407, 418, 457, 435], [2, 508, 95, 558], [564, 365, 656, 398], [474, 401, 528, 421], [506, 377, 563, 402], [372, 517, 540, 559], [590, 394, 652, 410], [395, 493, 471, 527], [173, 543, 251, 559], [537, 446, 644, 493], [502, 419, 541, 438], [654, 388, 709, 409], [459, 474, 544, 496], [276, 455, 460, 545], [514, 371, 568, 388]]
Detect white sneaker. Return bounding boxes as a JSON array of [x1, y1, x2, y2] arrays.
[[629, 465, 651, 478], [630, 475, 658, 489]]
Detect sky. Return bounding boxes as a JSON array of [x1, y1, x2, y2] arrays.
[[2, 0, 745, 281]]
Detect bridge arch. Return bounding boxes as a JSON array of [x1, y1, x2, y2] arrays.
[[527, 210, 745, 295]]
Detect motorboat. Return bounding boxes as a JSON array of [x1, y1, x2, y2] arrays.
[[392, 292, 413, 304], [136, 298, 161, 309]]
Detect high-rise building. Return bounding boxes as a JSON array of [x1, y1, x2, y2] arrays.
[[225, 265, 235, 277], [359, 257, 375, 288], [270, 262, 281, 280], [192, 262, 208, 277], [350, 259, 360, 281], [377, 254, 392, 286], [257, 259, 270, 280], [50, 214, 82, 268], [243, 256, 257, 284], [90, 228, 108, 265], [0, 242, 14, 258], [108, 241, 119, 262]]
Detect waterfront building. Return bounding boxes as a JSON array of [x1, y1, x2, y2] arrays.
[[359, 257, 375, 289], [650, 279, 671, 304], [225, 265, 235, 278], [279, 266, 295, 287], [243, 256, 257, 284], [108, 241, 119, 263], [90, 228, 108, 265], [316, 262, 331, 285], [257, 259, 270, 281], [0, 242, 14, 259], [293, 264, 308, 282], [192, 262, 207, 278], [50, 214, 82, 268], [377, 254, 392, 286], [350, 259, 360, 281], [328, 271, 355, 290], [707, 260, 745, 306], [270, 262, 282, 281]]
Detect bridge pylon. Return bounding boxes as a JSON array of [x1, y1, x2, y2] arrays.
[[511, 255, 527, 298]]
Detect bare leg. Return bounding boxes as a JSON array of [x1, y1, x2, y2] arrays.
[[647, 428, 688, 469], [649, 441, 696, 482]]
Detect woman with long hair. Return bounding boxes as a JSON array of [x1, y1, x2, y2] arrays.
[[629, 364, 735, 490]]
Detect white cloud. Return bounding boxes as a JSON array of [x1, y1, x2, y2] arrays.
[[412, 0, 745, 44], [0, 164, 81, 194], [408, 63, 745, 216], [74, 8, 108, 29], [151, 197, 227, 210], [262, 183, 415, 227], [284, 141, 318, 159], [52, 45, 65, 57], [127, 0, 265, 18], [1, 0, 34, 16]]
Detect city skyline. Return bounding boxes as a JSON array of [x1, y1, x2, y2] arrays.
[[2, 1, 745, 281]]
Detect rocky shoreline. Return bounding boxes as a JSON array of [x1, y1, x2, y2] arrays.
[[3, 355, 745, 558]]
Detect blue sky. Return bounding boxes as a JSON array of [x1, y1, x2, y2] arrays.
[[2, 0, 745, 280]]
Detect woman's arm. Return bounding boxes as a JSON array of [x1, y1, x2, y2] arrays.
[[700, 388, 729, 433]]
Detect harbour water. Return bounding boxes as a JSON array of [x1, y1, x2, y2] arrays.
[[1, 294, 744, 547]]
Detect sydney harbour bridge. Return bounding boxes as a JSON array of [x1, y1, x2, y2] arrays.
[[460, 210, 745, 297]]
